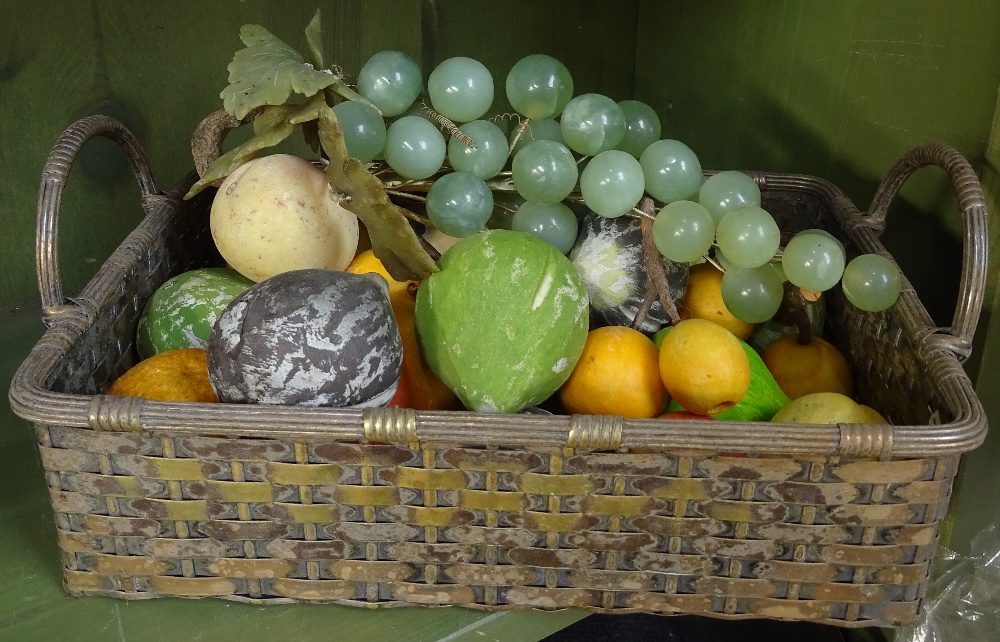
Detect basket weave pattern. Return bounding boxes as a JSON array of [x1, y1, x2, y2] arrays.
[[10, 117, 989, 628], [42, 421, 955, 625]]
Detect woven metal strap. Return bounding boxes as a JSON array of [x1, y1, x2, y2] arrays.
[[838, 423, 894, 458], [363, 407, 418, 446], [567, 415, 623, 450], [88, 394, 143, 432]]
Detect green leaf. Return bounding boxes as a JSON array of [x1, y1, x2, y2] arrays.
[[221, 24, 340, 120], [304, 9, 324, 69], [329, 81, 381, 114], [185, 94, 327, 199], [318, 104, 437, 281]]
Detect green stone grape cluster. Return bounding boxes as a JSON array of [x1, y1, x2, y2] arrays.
[[336, 50, 903, 320]]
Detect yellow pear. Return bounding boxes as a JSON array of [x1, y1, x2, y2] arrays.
[[658, 318, 751, 415], [771, 392, 887, 424]]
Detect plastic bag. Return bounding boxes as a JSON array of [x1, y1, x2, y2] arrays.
[[896, 524, 1000, 641]]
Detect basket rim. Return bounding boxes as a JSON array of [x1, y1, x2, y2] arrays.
[[8, 170, 988, 460]]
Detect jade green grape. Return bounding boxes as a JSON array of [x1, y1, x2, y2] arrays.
[[616, 100, 661, 158], [426, 171, 494, 237], [505, 54, 574, 120], [715, 206, 781, 268], [511, 140, 578, 204], [640, 139, 703, 204], [652, 200, 715, 263], [842, 253, 902, 312], [383, 116, 446, 180], [428, 57, 495, 123], [332, 100, 386, 164], [698, 171, 762, 224], [510, 118, 565, 156], [560, 93, 626, 156], [781, 230, 846, 292], [448, 120, 509, 179], [799, 228, 846, 257], [579, 150, 645, 218], [357, 50, 423, 118], [721, 263, 785, 323], [511, 201, 579, 253]]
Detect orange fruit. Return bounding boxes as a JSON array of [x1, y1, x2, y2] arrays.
[[387, 366, 415, 408], [347, 249, 413, 298], [347, 250, 458, 411], [658, 318, 750, 415], [761, 334, 854, 400], [678, 262, 755, 341], [108, 348, 218, 402], [559, 326, 667, 418]]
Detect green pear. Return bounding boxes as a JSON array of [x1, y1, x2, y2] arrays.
[[771, 392, 887, 424]]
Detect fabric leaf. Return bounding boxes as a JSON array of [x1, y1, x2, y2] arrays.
[[186, 95, 326, 199], [318, 104, 437, 280], [221, 24, 340, 120], [304, 9, 324, 70]]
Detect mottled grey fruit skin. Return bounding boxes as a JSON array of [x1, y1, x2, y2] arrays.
[[570, 211, 687, 336], [208, 269, 402, 407]]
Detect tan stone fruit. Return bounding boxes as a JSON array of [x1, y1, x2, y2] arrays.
[[771, 392, 887, 424], [210, 154, 359, 282], [658, 318, 751, 415]]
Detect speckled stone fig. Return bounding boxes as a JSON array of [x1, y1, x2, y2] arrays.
[[207, 269, 402, 407], [570, 211, 687, 335]]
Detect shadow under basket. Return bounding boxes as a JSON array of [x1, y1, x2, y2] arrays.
[[10, 116, 990, 629]]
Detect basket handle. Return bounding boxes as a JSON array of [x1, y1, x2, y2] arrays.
[[865, 142, 989, 360], [36, 115, 160, 325]]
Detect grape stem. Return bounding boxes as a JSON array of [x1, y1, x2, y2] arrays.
[[630, 206, 657, 221], [190, 107, 265, 180], [418, 235, 442, 262], [772, 281, 818, 345], [704, 254, 725, 272], [630, 284, 658, 331], [508, 117, 531, 154], [493, 201, 519, 216], [638, 196, 681, 325], [421, 101, 477, 149]]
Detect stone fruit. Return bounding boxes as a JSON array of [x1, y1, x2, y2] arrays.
[[658, 318, 751, 415], [559, 326, 667, 418], [210, 154, 360, 282], [679, 262, 755, 340], [761, 334, 854, 400], [658, 411, 711, 420], [346, 250, 458, 411], [569, 211, 687, 335], [208, 269, 402, 407], [109, 348, 218, 403], [771, 392, 887, 424], [136, 268, 254, 359], [415, 229, 589, 413], [665, 334, 789, 422]]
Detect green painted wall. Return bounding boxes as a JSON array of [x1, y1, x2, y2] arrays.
[[2, 0, 1000, 557]]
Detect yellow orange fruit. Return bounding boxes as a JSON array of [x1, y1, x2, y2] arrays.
[[108, 348, 218, 403], [678, 262, 755, 341], [347, 250, 458, 411], [347, 249, 413, 298], [658, 318, 751, 415], [761, 334, 854, 400], [559, 326, 667, 418]]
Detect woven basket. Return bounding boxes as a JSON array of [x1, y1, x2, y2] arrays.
[[9, 115, 990, 628]]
